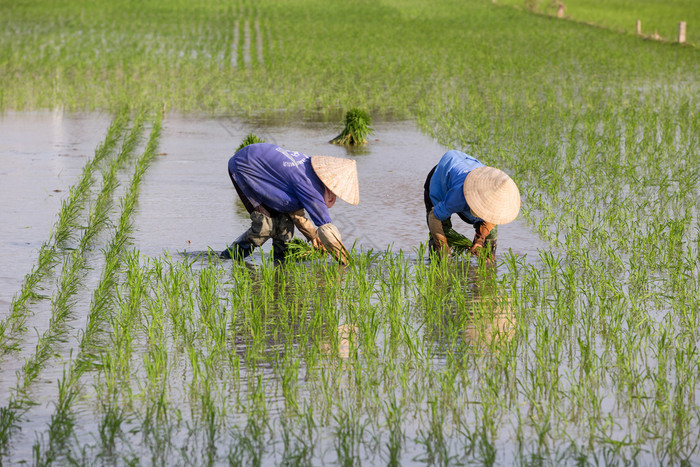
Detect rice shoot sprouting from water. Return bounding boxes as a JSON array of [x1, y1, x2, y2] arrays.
[[330, 108, 373, 145]]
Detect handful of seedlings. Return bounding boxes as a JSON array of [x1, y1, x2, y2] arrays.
[[446, 229, 496, 262], [445, 229, 474, 256], [330, 108, 373, 145], [286, 238, 328, 261]]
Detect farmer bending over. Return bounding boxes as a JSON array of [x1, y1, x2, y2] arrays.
[[424, 150, 520, 260], [221, 143, 359, 264]]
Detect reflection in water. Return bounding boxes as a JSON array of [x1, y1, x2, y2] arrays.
[[229, 258, 346, 362], [320, 323, 356, 359], [422, 260, 516, 353], [463, 299, 515, 347], [230, 251, 518, 365]]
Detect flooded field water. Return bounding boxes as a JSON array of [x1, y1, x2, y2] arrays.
[[0, 112, 554, 465], [1, 112, 544, 307]]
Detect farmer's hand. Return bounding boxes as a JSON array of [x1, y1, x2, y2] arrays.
[[311, 237, 326, 252], [469, 243, 494, 265], [471, 221, 495, 264], [469, 243, 482, 256], [317, 223, 350, 265]]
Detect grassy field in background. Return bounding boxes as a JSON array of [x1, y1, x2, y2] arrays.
[[0, 0, 697, 114], [497, 0, 699, 44]]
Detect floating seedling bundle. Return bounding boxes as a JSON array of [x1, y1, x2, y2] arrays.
[[330, 108, 373, 146]]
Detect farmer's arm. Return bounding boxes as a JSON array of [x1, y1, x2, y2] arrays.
[[294, 190, 349, 263], [470, 221, 495, 254], [291, 182, 351, 261], [427, 208, 450, 256], [288, 209, 326, 249], [317, 223, 349, 265], [454, 207, 494, 254], [432, 185, 467, 222], [289, 210, 318, 241]]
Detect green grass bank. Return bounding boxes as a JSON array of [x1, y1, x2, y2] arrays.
[[497, 0, 699, 45]]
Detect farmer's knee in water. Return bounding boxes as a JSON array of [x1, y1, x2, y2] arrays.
[[220, 211, 276, 260], [247, 211, 276, 246]]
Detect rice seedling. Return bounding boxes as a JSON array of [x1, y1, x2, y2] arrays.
[[0, 113, 153, 458], [330, 108, 373, 146], [29, 116, 161, 465], [285, 237, 327, 262]]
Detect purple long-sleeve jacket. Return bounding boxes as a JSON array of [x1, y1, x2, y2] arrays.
[[228, 143, 332, 226]]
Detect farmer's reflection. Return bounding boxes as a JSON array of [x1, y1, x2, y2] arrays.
[[424, 262, 515, 351], [233, 262, 346, 355], [319, 323, 355, 359], [462, 299, 515, 346]]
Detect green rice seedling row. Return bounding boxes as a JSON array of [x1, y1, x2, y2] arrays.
[[0, 109, 130, 355], [0, 112, 152, 457]]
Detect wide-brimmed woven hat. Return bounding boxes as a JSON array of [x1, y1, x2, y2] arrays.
[[310, 155, 360, 205], [463, 166, 520, 225]]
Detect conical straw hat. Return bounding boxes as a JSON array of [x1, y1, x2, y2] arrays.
[[463, 166, 520, 225], [310, 155, 360, 205]]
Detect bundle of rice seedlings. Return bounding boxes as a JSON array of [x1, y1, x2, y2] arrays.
[[286, 238, 328, 262], [445, 229, 473, 256], [236, 133, 265, 152], [330, 108, 373, 145]]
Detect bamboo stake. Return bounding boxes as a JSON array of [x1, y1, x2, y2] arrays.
[[678, 21, 686, 44]]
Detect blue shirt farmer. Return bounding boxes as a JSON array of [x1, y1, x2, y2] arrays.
[[429, 150, 485, 224], [228, 143, 332, 226]]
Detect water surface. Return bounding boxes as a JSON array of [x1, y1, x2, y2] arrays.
[[1, 112, 545, 309]]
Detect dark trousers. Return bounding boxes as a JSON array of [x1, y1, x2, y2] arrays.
[[227, 170, 294, 260]]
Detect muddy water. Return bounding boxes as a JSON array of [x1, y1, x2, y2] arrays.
[[0, 112, 546, 309]]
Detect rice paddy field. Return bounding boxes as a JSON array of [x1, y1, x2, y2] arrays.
[[1, 0, 699, 465]]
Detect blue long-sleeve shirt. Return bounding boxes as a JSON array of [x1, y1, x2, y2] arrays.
[[228, 143, 332, 226], [429, 150, 485, 223]]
